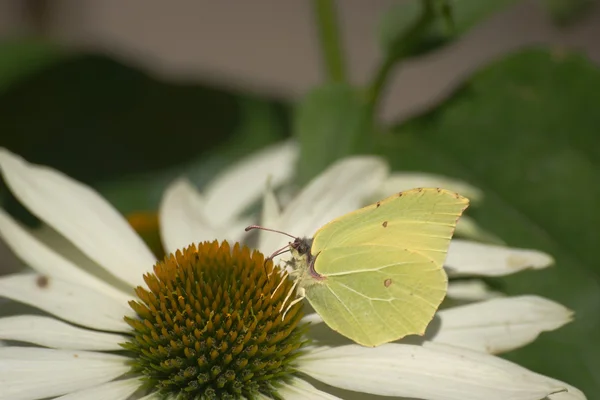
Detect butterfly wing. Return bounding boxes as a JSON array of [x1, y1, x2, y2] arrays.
[[303, 188, 469, 347]]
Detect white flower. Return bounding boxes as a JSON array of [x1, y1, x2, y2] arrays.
[[0, 146, 585, 400]]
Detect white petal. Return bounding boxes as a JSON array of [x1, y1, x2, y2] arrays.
[[379, 172, 483, 202], [446, 239, 554, 277], [446, 280, 504, 301], [31, 224, 134, 299], [298, 343, 565, 400], [224, 215, 257, 245], [455, 215, 505, 244], [542, 376, 587, 400], [0, 346, 130, 400], [204, 140, 299, 225], [261, 180, 281, 228], [0, 315, 129, 351], [432, 296, 573, 354], [258, 156, 388, 253], [0, 148, 155, 288], [53, 378, 141, 400], [0, 273, 133, 332], [137, 394, 162, 400], [0, 208, 130, 303], [302, 313, 324, 325], [278, 377, 342, 399], [159, 179, 219, 255]]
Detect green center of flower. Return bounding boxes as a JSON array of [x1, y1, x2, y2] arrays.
[[122, 240, 307, 400]]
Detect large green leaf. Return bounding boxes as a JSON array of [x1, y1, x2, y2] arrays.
[[294, 83, 372, 184], [379, 48, 600, 396]]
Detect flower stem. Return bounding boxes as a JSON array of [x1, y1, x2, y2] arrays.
[[366, 0, 436, 114], [312, 0, 347, 83]]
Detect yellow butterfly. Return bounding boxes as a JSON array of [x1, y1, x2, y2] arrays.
[[247, 188, 469, 347]]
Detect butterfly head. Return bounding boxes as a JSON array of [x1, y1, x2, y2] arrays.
[[290, 237, 313, 257]]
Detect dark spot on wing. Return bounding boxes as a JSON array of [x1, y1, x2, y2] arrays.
[[382, 221, 388, 228], [436, 188, 441, 193], [36, 275, 49, 288], [384, 278, 392, 287], [398, 192, 403, 197], [376, 202, 381, 208], [417, 188, 423, 192]]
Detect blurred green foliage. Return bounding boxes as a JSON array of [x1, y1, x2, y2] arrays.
[[0, 39, 66, 93], [0, 0, 598, 397], [294, 84, 372, 184]]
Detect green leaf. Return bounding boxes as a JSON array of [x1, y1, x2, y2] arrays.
[[542, 0, 596, 26], [0, 38, 66, 93], [378, 48, 600, 395], [379, 0, 519, 58], [294, 83, 372, 185]]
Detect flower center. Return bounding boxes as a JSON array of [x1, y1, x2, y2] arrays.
[[122, 240, 306, 400]]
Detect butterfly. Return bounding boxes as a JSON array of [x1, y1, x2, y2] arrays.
[[247, 188, 469, 347]]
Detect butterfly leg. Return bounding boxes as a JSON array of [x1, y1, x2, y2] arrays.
[[282, 287, 305, 321], [279, 277, 299, 314], [270, 270, 289, 299]]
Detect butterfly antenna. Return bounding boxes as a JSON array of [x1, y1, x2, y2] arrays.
[[245, 225, 298, 282], [245, 225, 297, 240]]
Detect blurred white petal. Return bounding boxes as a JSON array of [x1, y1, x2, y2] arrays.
[[446, 239, 554, 277], [455, 215, 505, 244], [0, 148, 155, 288], [261, 180, 281, 228], [433, 296, 573, 353], [159, 179, 219, 254], [446, 280, 504, 301], [203, 140, 298, 225], [224, 215, 256, 245], [302, 313, 324, 325]]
